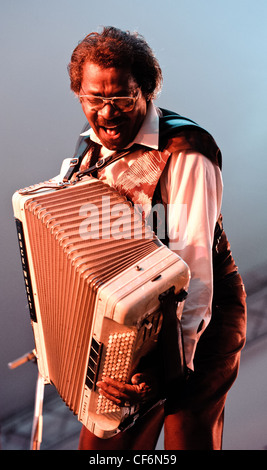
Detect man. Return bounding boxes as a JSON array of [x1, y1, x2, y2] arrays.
[[62, 26, 246, 450]]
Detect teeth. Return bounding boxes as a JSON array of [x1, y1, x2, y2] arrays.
[[105, 128, 118, 136]]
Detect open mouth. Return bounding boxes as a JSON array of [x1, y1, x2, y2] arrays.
[[99, 123, 125, 141], [99, 118, 125, 134], [97, 119, 129, 148], [103, 126, 120, 136]]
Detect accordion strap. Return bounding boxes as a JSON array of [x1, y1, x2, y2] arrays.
[[62, 134, 144, 183], [158, 287, 188, 394], [77, 144, 148, 181], [75, 148, 136, 181], [62, 137, 100, 182]]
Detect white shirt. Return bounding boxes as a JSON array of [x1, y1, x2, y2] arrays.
[[59, 102, 223, 370]]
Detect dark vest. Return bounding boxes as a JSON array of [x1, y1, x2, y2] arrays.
[[68, 108, 237, 282]]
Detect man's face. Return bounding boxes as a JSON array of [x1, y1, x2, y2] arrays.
[[79, 62, 148, 150]]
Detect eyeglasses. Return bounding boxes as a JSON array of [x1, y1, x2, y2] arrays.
[[79, 90, 140, 112]]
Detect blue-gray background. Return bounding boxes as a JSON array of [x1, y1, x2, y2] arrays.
[[1, 0, 266, 444]]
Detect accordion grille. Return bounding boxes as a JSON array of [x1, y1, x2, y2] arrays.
[[23, 178, 160, 412]]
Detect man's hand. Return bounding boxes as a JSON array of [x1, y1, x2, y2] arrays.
[[96, 372, 158, 407]]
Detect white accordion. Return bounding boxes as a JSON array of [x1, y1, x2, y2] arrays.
[[12, 176, 190, 438]]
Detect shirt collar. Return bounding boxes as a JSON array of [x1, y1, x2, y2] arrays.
[[80, 101, 159, 150]]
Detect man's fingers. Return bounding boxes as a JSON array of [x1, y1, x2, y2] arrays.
[[97, 377, 129, 391], [96, 379, 132, 403], [96, 377, 146, 406]]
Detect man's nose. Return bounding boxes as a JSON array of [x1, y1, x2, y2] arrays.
[[98, 102, 121, 119]]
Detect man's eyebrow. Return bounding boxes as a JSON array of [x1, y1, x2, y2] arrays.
[[80, 87, 134, 97]]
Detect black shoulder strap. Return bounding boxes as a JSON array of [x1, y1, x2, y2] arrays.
[[73, 121, 91, 155], [62, 122, 98, 182]]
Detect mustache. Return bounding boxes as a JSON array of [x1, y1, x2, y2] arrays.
[[97, 117, 126, 127]]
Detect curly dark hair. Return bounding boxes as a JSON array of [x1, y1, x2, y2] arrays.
[[68, 26, 162, 100]]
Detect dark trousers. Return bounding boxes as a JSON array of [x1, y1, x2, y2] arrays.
[[79, 272, 247, 450]]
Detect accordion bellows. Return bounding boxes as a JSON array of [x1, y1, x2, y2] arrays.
[[12, 176, 190, 438]]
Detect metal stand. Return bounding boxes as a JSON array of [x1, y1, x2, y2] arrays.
[[30, 371, 45, 450], [8, 350, 45, 450]]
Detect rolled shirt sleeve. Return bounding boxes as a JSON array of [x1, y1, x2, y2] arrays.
[[160, 151, 223, 370]]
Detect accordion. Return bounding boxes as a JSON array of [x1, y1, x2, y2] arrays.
[[12, 176, 190, 438]]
